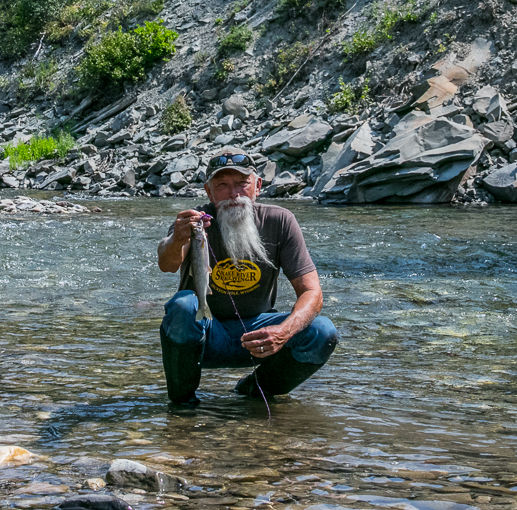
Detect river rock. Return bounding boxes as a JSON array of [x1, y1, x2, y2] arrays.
[[0, 445, 35, 466], [38, 167, 77, 189], [319, 115, 490, 204], [481, 163, 517, 203], [105, 458, 182, 492], [265, 171, 304, 197], [58, 494, 133, 509]]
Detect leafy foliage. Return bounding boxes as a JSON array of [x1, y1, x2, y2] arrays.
[[218, 25, 253, 56], [258, 41, 311, 95], [342, 0, 420, 57], [329, 77, 370, 114], [77, 20, 177, 91], [0, 0, 67, 59], [277, 0, 347, 17], [2, 132, 75, 169], [161, 96, 192, 135]]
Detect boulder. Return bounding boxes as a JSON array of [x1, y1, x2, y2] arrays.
[[481, 163, 517, 203], [265, 171, 304, 197], [222, 94, 249, 120], [106, 459, 182, 493], [163, 154, 199, 175], [262, 117, 333, 156], [58, 494, 132, 509], [38, 167, 77, 189], [319, 115, 490, 204], [472, 85, 510, 122]]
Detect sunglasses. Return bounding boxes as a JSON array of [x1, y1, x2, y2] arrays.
[[208, 153, 254, 169]]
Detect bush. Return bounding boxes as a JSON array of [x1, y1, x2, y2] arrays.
[[77, 20, 177, 91], [218, 25, 253, 56], [2, 132, 75, 169], [161, 96, 192, 135], [342, 0, 420, 57], [258, 41, 311, 95], [0, 0, 66, 59], [329, 77, 370, 114]]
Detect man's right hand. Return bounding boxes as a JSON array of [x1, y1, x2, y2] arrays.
[[157, 209, 211, 273]]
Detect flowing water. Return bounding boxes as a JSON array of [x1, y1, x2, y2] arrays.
[[1, 191, 516, 509]]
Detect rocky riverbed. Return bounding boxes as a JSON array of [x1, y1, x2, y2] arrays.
[[0, 0, 516, 206]]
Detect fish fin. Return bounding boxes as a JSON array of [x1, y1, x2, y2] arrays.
[[207, 286, 213, 295], [195, 308, 204, 321]]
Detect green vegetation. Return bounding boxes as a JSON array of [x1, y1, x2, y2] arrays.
[[218, 25, 253, 56], [214, 59, 235, 82], [22, 59, 59, 94], [2, 132, 75, 169], [77, 20, 177, 91], [277, 0, 346, 17], [257, 41, 311, 95], [342, 0, 420, 57], [161, 96, 192, 135], [0, 0, 165, 58], [329, 77, 370, 114], [0, 0, 64, 59]]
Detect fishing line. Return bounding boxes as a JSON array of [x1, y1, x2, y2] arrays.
[[201, 214, 272, 420]]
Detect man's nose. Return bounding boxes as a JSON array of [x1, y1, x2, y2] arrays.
[[230, 186, 240, 198]]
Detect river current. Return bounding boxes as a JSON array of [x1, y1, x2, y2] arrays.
[[1, 192, 516, 509]]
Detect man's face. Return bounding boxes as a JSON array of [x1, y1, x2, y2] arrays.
[[204, 169, 262, 207]]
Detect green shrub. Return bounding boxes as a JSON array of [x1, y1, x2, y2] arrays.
[[2, 132, 75, 169], [329, 77, 370, 114], [218, 25, 253, 56], [277, 0, 346, 17], [342, 0, 420, 58], [258, 41, 311, 95], [214, 59, 235, 82], [161, 96, 192, 135], [77, 20, 177, 91], [0, 0, 67, 59]]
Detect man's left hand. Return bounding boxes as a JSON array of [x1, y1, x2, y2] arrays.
[[241, 326, 289, 358]]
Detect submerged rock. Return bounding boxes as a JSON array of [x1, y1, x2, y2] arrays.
[[58, 494, 133, 509]]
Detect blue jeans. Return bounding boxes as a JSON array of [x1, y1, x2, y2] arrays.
[[160, 290, 338, 402]]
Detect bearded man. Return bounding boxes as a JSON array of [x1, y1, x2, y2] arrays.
[[157, 147, 338, 405]]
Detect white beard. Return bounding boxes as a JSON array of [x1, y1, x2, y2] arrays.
[[216, 196, 275, 268]]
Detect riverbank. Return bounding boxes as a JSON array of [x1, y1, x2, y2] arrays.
[[0, 1, 516, 206]]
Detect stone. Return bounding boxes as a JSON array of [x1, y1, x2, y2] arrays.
[[262, 118, 333, 156], [220, 114, 235, 132], [472, 85, 510, 121], [163, 154, 199, 175], [265, 171, 304, 197], [479, 120, 514, 143], [58, 494, 132, 509], [106, 458, 181, 492], [1, 173, 19, 188], [107, 130, 131, 145], [0, 446, 34, 466], [481, 163, 517, 203], [222, 94, 249, 120], [147, 158, 168, 174], [120, 169, 136, 188], [320, 116, 490, 204], [162, 134, 187, 152], [169, 171, 188, 189], [38, 167, 76, 189]]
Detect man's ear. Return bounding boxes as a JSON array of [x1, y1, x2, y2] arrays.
[[204, 182, 214, 202], [255, 176, 262, 195]]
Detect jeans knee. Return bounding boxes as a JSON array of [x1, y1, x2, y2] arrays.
[[289, 315, 338, 364], [161, 291, 203, 345]]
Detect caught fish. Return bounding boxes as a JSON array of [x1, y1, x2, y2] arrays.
[[190, 218, 213, 320]]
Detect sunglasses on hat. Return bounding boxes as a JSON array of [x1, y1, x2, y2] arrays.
[[208, 153, 254, 169]]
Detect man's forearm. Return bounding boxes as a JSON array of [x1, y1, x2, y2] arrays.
[[157, 235, 188, 273], [278, 289, 323, 341]]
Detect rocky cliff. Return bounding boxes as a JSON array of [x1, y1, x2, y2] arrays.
[[0, 0, 516, 206]]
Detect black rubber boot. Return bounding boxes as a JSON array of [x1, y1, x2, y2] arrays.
[[235, 346, 327, 398], [160, 325, 203, 405]]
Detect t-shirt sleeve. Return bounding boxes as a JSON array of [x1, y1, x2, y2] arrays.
[[278, 210, 316, 281]]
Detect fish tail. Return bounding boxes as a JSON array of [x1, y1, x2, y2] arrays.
[[196, 306, 213, 321]]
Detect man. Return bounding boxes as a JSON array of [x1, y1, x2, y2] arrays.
[[158, 147, 337, 405]]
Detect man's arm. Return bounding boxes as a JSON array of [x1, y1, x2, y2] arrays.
[[240, 270, 323, 358], [158, 209, 211, 273]]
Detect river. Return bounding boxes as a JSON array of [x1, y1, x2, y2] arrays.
[[1, 192, 516, 509]]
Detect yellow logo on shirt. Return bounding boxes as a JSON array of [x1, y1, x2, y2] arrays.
[[211, 258, 261, 294]]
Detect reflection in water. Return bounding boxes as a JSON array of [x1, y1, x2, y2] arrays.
[[0, 192, 516, 509]]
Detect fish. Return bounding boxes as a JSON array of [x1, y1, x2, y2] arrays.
[[190, 218, 213, 320]]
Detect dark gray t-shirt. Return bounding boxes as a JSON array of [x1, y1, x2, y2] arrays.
[[171, 202, 316, 320]]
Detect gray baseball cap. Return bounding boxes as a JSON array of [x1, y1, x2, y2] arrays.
[[205, 146, 256, 181]]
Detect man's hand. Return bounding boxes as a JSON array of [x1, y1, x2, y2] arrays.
[[241, 271, 323, 358], [241, 325, 289, 358], [157, 209, 211, 273]]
